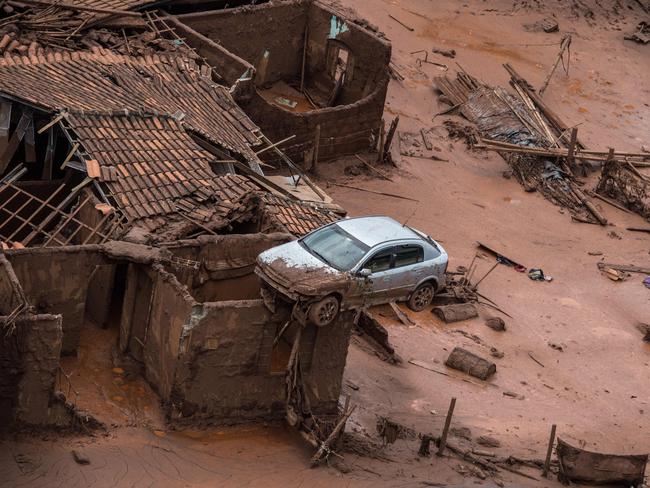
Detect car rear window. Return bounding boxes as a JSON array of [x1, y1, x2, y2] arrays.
[[394, 244, 424, 268], [302, 224, 370, 271]]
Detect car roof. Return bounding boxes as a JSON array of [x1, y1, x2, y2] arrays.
[[335, 216, 421, 248]]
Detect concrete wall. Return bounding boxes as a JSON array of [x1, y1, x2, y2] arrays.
[[0, 313, 63, 427], [174, 0, 390, 162], [6, 246, 105, 354]]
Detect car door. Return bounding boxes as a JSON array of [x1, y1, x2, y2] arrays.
[[354, 246, 395, 306], [389, 243, 426, 299]]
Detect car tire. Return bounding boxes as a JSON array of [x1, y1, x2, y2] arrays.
[[308, 295, 340, 327], [407, 282, 435, 312]]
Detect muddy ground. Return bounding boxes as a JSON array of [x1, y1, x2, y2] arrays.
[[1, 0, 649, 486]]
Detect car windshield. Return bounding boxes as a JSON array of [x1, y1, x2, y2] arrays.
[[301, 224, 370, 271]]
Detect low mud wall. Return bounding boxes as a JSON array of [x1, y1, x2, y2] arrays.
[[0, 313, 62, 426], [164, 232, 292, 302], [5, 246, 105, 354]]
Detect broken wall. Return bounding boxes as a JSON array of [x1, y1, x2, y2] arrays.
[[170, 302, 355, 424], [5, 246, 105, 354], [0, 313, 62, 426], [173, 0, 390, 162], [175, 1, 308, 88], [170, 299, 286, 422], [165, 232, 292, 303], [0, 253, 25, 314]]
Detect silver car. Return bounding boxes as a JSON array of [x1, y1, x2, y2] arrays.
[[256, 216, 448, 326]]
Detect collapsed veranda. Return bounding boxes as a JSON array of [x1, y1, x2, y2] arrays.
[[0, 0, 390, 434]]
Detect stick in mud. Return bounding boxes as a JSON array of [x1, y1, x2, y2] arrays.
[[543, 424, 557, 477], [437, 397, 456, 456]]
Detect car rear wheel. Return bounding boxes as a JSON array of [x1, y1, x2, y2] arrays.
[[407, 282, 435, 312], [308, 295, 340, 327]]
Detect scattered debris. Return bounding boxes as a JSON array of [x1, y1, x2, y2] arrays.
[[556, 438, 648, 486], [502, 390, 525, 400], [450, 426, 472, 440], [389, 301, 416, 326], [597, 262, 650, 275], [71, 449, 90, 465], [523, 18, 559, 33], [528, 352, 545, 367], [477, 435, 501, 448], [356, 311, 402, 364], [432, 46, 456, 58], [597, 158, 650, 220], [388, 14, 414, 32], [624, 21, 650, 44], [445, 347, 496, 380], [432, 303, 479, 323], [489, 347, 504, 359], [376, 416, 416, 445], [485, 317, 506, 331], [636, 323, 650, 342], [548, 342, 564, 352], [528, 268, 552, 282]]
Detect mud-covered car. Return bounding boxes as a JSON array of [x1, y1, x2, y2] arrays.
[[255, 216, 448, 326]]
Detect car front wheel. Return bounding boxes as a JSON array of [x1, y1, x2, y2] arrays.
[[407, 282, 435, 312], [308, 295, 340, 327]]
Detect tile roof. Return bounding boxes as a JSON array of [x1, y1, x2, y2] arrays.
[[62, 111, 258, 225], [261, 193, 343, 237], [0, 50, 262, 161]]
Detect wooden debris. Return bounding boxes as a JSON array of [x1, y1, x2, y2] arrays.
[[539, 35, 572, 97], [597, 262, 650, 275], [445, 347, 496, 380], [437, 397, 456, 456], [389, 300, 415, 326], [383, 116, 400, 165], [432, 303, 478, 323], [325, 181, 419, 202], [388, 14, 414, 32], [354, 154, 392, 181]]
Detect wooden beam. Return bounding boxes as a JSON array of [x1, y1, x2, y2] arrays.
[[42, 127, 56, 180], [0, 108, 31, 174], [18, 0, 142, 17]]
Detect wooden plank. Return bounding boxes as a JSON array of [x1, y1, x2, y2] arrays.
[[389, 300, 415, 326]]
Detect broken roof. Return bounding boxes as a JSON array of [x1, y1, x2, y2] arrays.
[[261, 193, 342, 237], [60, 110, 255, 224], [0, 50, 263, 164]]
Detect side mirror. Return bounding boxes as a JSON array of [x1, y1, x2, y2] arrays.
[[358, 268, 371, 278]]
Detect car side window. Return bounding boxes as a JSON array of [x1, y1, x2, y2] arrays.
[[394, 244, 424, 268], [364, 248, 393, 273]]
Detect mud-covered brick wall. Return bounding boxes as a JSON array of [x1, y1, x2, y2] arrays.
[[170, 300, 287, 423], [5, 247, 105, 354], [14, 314, 63, 425], [164, 232, 292, 302], [304, 310, 355, 415], [175, 1, 308, 87]]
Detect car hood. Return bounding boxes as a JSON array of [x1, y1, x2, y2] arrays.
[[257, 240, 349, 296]]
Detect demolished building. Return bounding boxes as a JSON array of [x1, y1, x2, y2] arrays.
[[0, 0, 380, 437]]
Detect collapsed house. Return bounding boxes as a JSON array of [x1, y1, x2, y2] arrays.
[[0, 0, 378, 436], [169, 0, 391, 163]]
